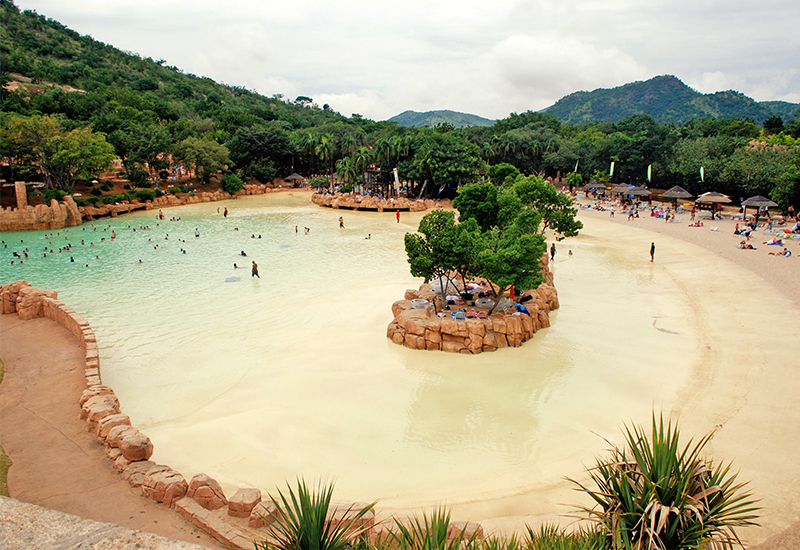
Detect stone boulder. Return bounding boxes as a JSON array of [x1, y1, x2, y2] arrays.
[[81, 394, 121, 431], [448, 521, 484, 541], [187, 473, 228, 511], [118, 428, 154, 461], [96, 413, 131, 443], [142, 467, 188, 507], [16, 286, 58, 319], [1, 280, 30, 314], [121, 460, 162, 488], [228, 488, 262, 518], [80, 385, 116, 407], [106, 425, 138, 448]]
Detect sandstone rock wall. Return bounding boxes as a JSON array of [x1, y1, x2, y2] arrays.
[[312, 192, 445, 212], [2, 279, 487, 550], [387, 256, 559, 354], [0, 196, 82, 232]]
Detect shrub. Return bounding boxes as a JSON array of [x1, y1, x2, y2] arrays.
[[171, 185, 186, 194], [254, 479, 374, 550], [100, 182, 112, 192], [73, 197, 87, 207], [308, 176, 329, 188], [572, 413, 759, 550], [221, 173, 244, 194], [387, 508, 480, 550], [123, 183, 131, 190], [90, 187, 102, 196], [102, 194, 126, 204], [339, 184, 353, 194], [124, 166, 150, 187], [41, 187, 66, 202], [136, 189, 156, 201]]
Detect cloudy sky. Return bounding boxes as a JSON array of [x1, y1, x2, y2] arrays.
[[16, 0, 800, 121]]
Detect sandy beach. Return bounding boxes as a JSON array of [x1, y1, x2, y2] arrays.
[[1, 194, 799, 548]]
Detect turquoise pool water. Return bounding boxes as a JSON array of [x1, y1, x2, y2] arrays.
[[1, 193, 698, 522]]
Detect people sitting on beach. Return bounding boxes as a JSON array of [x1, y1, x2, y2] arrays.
[[792, 221, 800, 234], [689, 221, 704, 227], [764, 237, 783, 246], [240, 250, 247, 256], [738, 241, 756, 250]]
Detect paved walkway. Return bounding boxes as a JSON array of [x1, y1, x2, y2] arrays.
[[0, 314, 223, 549]]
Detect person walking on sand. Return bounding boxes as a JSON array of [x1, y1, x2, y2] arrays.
[[550, 242, 556, 261], [224, 207, 228, 218], [251, 261, 260, 278], [650, 242, 655, 262], [339, 216, 344, 229], [396, 210, 400, 223]]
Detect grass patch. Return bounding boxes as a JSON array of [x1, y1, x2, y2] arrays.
[[0, 358, 10, 497]]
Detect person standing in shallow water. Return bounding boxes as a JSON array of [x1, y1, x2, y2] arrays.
[[650, 242, 655, 262], [550, 242, 556, 261], [339, 216, 344, 229], [251, 261, 260, 278]]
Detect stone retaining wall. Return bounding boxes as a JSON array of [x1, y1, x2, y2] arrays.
[[0, 279, 486, 549], [0, 196, 82, 232], [387, 256, 558, 353], [312, 191, 445, 212]]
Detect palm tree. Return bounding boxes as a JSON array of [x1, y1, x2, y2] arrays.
[[315, 134, 335, 181], [335, 156, 357, 185], [375, 138, 392, 164]]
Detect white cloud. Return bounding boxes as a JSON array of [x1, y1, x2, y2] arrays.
[[14, 0, 800, 120]]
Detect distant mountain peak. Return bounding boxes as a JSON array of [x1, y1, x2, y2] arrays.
[[388, 110, 495, 128], [542, 75, 798, 125]]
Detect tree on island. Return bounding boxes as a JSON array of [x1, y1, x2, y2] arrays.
[[404, 209, 482, 296], [407, 177, 581, 308]]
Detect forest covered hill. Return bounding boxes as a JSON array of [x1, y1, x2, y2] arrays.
[[388, 110, 495, 128], [543, 75, 798, 124]]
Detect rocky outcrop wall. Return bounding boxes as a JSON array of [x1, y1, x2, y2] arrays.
[[312, 192, 445, 212], [1, 279, 486, 549], [0, 196, 82, 231], [387, 257, 559, 354]]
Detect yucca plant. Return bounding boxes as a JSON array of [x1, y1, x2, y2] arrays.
[[254, 478, 376, 550], [525, 523, 604, 550], [571, 413, 760, 550], [388, 507, 479, 550]]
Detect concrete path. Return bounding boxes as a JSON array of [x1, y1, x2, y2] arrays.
[[0, 314, 224, 549]]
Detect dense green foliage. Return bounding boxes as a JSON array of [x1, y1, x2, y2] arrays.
[[544, 75, 798, 125], [389, 109, 496, 128], [1, 1, 798, 213], [408, 177, 579, 298]]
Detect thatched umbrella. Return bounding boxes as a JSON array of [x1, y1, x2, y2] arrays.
[[660, 185, 693, 208], [286, 173, 306, 182], [628, 187, 652, 197], [742, 195, 778, 208], [742, 195, 778, 221], [585, 180, 607, 190], [695, 191, 731, 220], [611, 184, 633, 194], [695, 191, 732, 204]]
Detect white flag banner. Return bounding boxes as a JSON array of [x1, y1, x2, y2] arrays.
[[610, 161, 615, 177], [700, 166, 705, 182], [647, 164, 652, 182], [393, 167, 400, 195]]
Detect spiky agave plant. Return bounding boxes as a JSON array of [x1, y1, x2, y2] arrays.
[[254, 478, 376, 550], [525, 523, 605, 550], [571, 413, 760, 550], [388, 507, 480, 550]]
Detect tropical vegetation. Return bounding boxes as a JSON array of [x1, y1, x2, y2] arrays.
[[1, 0, 798, 214]]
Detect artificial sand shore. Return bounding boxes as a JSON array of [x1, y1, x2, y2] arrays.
[[0, 314, 223, 549], [1, 199, 800, 548]]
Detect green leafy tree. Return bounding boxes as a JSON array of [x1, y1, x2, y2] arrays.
[[412, 132, 484, 190], [226, 122, 291, 180], [452, 183, 499, 231], [513, 176, 583, 238], [404, 210, 482, 291], [173, 136, 230, 184], [486, 163, 521, 185]]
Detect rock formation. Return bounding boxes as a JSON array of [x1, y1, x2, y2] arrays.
[[387, 256, 559, 354]]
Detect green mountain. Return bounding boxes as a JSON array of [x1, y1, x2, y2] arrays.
[[542, 75, 799, 125], [388, 110, 495, 128]]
